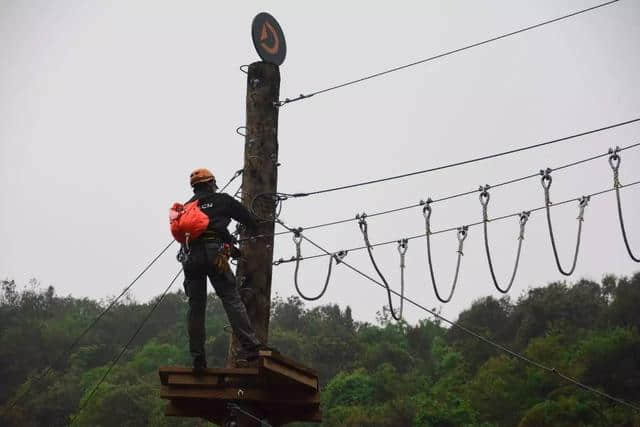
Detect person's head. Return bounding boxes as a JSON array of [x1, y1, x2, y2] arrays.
[[190, 168, 218, 193]]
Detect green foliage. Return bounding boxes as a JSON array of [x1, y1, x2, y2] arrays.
[[2, 274, 640, 426]]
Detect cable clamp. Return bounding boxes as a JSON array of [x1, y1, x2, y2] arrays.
[[356, 212, 368, 233], [421, 198, 433, 218], [518, 211, 530, 240], [577, 195, 590, 221], [540, 168, 553, 189], [334, 250, 348, 264], [457, 226, 468, 255], [397, 238, 409, 256]]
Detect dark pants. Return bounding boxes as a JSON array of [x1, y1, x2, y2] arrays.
[[182, 241, 260, 364]]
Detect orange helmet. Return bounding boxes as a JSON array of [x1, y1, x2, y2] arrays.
[[190, 168, 216, 187]]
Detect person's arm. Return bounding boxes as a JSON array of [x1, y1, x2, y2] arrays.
[[223, 194, 259, 232]]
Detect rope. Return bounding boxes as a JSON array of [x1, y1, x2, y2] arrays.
[[278, 221, 640, 413], [2, 239, 175, 415], [480, 186, 530, 293], [609, 148, 640, 262], [275, 181, 640, 265], [292, 229, 335, 301], [227, 403, 272, 427], [286, 119, 640, 198], [423, 202, 468, 303], [69, 269, 183, 425], [356, 214, 404, 321], [541, 169, 590, 276], [219, 169, 243, 193], [276, 1, 620, 106]]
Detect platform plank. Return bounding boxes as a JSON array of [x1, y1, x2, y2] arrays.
[[159, 352, 321, 424]]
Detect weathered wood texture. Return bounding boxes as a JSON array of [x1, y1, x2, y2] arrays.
[[159, 352, 320, 426], [229, 61, 281, 367]]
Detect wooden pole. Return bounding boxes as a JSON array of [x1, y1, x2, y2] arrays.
[[228, 61, 280, 367]]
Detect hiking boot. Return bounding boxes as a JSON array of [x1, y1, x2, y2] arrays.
[[192, 356, 207, 374], [236, 344, 279, 363]]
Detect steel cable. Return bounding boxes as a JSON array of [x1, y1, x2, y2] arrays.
[[292, 229, 335, 301], [279, 224, 640, 413], [356, 214, 404, 321], [2, 239, 176, 415], [247, 142, 640, 242], [277, 1, 620, 107], [423, 202, 468, 303], [541, 169, 590, 276], [479, 187, 530, 293], [609, 148, 640, 262], [287, 117, 640, 198], [275, 181, 640, 265], [69, 269, 183, 425]]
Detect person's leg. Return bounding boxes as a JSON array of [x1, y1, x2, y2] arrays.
[[183, 249, 208, 368], [208, 258, 261, 351]]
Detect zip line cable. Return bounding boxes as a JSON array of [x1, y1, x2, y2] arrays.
[[3, 169, 240, 414], [275, 180, 640, 265], [285, 117, 640, 198], [2, 239, 176, 415], [69, 269, 183, 425], [276, 219, 640, 413], [252, 141, 640, 243], [276, 0, 621, 107]]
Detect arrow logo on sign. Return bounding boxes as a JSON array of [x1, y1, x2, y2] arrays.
[[260, 20, 280, 55]]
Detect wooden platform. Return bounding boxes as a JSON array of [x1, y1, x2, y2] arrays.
[[159, 351, 321, 425]]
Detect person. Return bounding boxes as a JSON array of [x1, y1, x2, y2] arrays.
[[180, 168, 269, 370]]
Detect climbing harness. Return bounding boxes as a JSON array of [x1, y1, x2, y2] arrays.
[[291, 228, 343, 301], [479, 185, 530, 293], [356, 213, 405, 321], [423, 200, 468, 303], [176, 234, 192, 263], [540, 168, 590, 276], [608, 147, 639, 262]]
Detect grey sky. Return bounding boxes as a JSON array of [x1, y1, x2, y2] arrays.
[[1, 0, 639, 325]]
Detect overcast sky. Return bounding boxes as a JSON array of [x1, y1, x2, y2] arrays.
[[1, 0, 639, 325]]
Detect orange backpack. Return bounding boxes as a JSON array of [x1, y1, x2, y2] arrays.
[[169, 201, 210, 244]]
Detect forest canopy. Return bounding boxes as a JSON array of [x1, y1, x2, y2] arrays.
[[1, 272, 639, 426]]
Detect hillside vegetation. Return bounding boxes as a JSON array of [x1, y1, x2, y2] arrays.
[[1, 273, 639, 426]]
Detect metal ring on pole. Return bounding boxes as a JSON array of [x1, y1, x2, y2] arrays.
[[292, 229, 335, 301], [236, 126, 247, 137], [356, 213, 403, 321], [239, 65, 249, 74], [540, 169, 589, 276], [608, 148, 639, 262], [479, 185, 529, 293], [423, 201, 468, 303]]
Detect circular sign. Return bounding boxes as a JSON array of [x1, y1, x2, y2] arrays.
[[251, 12, 286, 66]]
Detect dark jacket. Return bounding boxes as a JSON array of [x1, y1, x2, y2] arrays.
[[187, 189, 258, 244]]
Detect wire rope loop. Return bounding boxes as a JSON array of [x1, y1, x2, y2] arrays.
[[292, 230, 334, 301], [480, 190, 528, 294], [356, 216, 402, 321], [479, 185, 491, 207], [423, 205, 467, 303], [541, 170, 588, 276], [239, 64, 249, 74], [236, 126, 247, 137], [397, 239, 409, 256], [608, 151, 640, 262]]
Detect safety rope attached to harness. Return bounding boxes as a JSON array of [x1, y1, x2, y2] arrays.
[[479, 185, 529, 294], [540, 169, 590, 276], [608, 147, 640, 262], [357, 213, 405, 321], [423, 200, 467, 303]]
